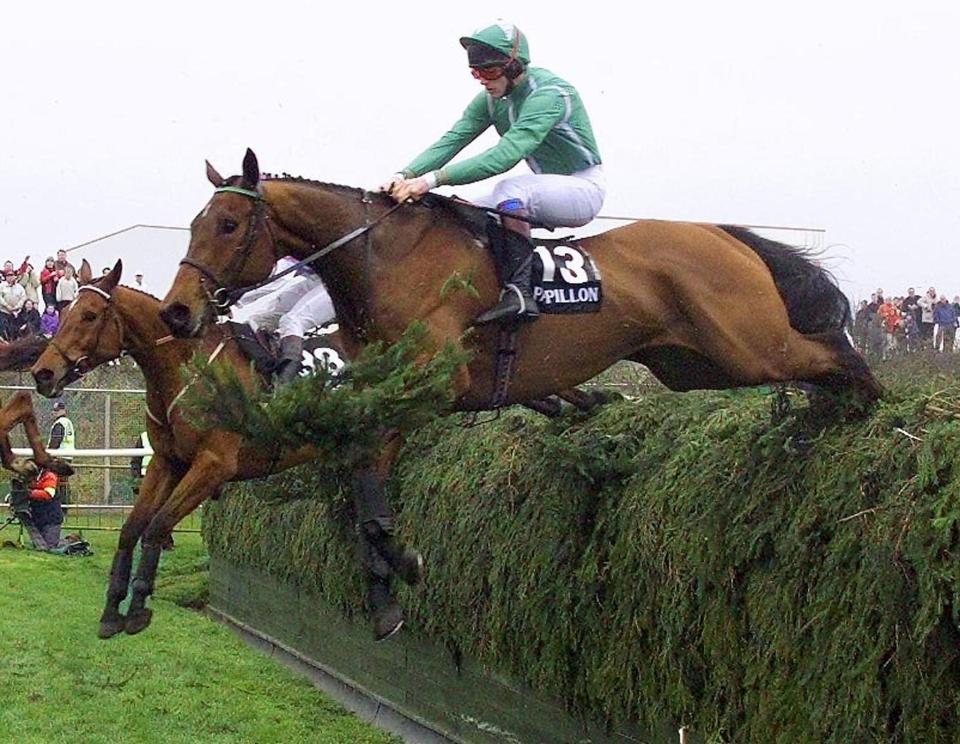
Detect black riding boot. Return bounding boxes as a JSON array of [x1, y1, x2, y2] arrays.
[[274, 335, 303, 384], [475, 226, 540, 326]]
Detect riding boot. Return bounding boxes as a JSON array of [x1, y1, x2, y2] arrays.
[[475, 210, 540, 326], [275, 335, 303, 384]]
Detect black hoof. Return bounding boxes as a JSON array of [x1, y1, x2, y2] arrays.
[[46, 457, 75, 477], [373, 603, 405, 642], [124, 608, 153, 635], [98, 614, 126, 639]]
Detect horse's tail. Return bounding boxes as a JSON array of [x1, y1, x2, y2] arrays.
[[720, 225, 849, 334], [0, 335, 49, 372]]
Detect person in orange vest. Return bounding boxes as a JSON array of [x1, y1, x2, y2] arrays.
[[27, 467, 64, 549]]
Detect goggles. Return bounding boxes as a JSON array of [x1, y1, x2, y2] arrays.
[[470, 65, 505, 81]]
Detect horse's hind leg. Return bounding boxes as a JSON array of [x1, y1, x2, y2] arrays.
[[558, 387, 614, 412], [126, 447, 236, 635], [99, 456, 177, 639]]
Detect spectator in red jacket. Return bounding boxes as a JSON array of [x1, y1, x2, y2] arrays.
[[27, 468, 65, 549], [40, 256, 60, 310], [877, 297, 901, 359]]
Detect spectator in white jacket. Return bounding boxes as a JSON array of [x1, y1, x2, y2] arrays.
[[0, 270, 26, 340], [55, 265, 79, 313]]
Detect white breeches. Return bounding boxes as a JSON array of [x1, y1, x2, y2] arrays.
[[232, 274, 315, 333], [277, 284, 336, 339], [472, 165, 606, 228]]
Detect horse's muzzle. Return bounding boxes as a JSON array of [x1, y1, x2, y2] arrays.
[[32, 368, 59, 398], [159, 303, 197, 339]]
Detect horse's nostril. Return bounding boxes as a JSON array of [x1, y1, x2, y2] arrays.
[[160, 304, 193, 337], [33, 369, 52, 384]]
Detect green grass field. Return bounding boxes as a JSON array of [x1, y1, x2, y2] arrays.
[[0, 530, 399, 744]]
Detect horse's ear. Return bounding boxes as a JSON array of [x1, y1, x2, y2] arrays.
[[100, 259, 122, 293], [241, 148, 260, 190], [78, 259, 93, 285], [206, 160, 225, 188]]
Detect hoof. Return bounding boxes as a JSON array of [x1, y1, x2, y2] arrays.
[[45, 457, 75, 477], [396, 548, 425, 586], [98, 615, 126, 639], [124, 608, 153, 635], [373, 603, 405, 642]]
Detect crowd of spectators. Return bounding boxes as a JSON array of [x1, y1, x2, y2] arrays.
[[853, 286, 960, 360], [0, 250, 78, 341]]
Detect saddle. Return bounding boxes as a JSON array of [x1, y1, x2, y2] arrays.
[[422, 194, 602, 315], [422, 194, 602, 410]]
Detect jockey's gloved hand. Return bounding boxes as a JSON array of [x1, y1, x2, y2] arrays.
[[378, 173, 406, 194], [387, 176, 433, 204]]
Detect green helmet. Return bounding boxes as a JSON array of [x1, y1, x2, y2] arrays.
[[459, 21, 530, 66]]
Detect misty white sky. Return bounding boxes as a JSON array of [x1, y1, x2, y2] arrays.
[[3, 1, 958, 305]]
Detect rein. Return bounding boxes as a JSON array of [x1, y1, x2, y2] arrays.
[[181, 185, 407, 313]]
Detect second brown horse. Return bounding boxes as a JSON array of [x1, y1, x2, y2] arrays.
[[30, 262, 385, 639]]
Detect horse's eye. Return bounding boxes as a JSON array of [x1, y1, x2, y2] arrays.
[[81, 311, 96, 322], [221, 218, 238, 234]]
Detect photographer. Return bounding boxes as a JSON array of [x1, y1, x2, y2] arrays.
[[23, 467, 64, 550]]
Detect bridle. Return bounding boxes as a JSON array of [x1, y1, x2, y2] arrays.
[[47, 285, 124, 382], [179, 185, 277, 314], [178, 184, 406, 315]]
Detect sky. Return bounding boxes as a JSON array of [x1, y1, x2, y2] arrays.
[[3, 0, 958, 305]]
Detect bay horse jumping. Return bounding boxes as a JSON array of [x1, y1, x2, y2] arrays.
[[29, 260, 378, 639], [160, 149, 881, 638]]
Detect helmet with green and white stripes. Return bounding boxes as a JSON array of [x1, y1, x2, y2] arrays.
[[459, 21, 530, 69]]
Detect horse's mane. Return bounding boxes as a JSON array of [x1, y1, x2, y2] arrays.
[[258, 173, 481, 224], [83, 277, 161, 304], [251, 173, 498, 246], [117, 284, 162, 303], [259, 174, 395, 208]]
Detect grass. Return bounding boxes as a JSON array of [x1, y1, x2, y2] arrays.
[[0, 530, 399, 744]]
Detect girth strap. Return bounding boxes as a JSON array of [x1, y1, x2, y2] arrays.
[[491, 326, 519, 409]]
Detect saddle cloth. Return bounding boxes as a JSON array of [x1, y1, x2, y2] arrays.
[[424, 194, 602, 314]]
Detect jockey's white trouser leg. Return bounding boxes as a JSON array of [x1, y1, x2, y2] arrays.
[[472, 166, 606, 228], [278, 283, 336, 339], [231, 275, 315, 333], [232, 257, 302, 311]]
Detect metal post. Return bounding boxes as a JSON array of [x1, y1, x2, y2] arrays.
[[103, 393, 112, 504]]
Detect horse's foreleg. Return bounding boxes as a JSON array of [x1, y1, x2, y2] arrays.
[[0, 391, 70, 477], [99, 457, 177, 639], [125, 448, 235, 635], [351, 432, 425, 641]]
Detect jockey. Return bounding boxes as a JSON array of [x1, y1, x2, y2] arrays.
[[231, 257, 336, 382], [382, 21, 605, 325]]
